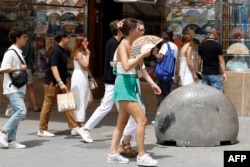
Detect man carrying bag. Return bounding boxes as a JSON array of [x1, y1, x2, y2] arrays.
[[152, 29, 179, 106], [0, 27, 28, 149]]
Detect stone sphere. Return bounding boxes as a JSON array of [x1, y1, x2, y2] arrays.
[[154, 83, 239, 146]]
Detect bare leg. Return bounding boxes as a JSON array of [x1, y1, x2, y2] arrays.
[[123, 135, 132, 144], [109, 103, 130, 154], [26, 83, 40, 111], [87, 91, 94, 108], [109, 101, 147, 156], [121, 101, 147, 156]]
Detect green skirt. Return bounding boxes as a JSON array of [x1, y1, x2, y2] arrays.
[[113, 74, 142, 103]]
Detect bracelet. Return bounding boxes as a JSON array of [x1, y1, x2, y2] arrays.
[[16, 66, 20, 71], [89, 78, 94, 81], [57, 79, 64, 86]]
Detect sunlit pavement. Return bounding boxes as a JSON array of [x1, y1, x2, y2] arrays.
[[0, 103, 250, 167]]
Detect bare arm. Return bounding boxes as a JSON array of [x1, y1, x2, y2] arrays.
[[0, 64, 27, 73], [197, 55, 202, 73], [75, 50, 90, 70], [87, 68, 98, 88], [51, 66, 67, 91], [110, 61, 115, 67], [153, 53, 164, 60], [219, 55, 227, 81], [117, 44, 151, 71], [186, 46, 198, 79], [142, 68, 161, 94], [151, 47, 164, 60]]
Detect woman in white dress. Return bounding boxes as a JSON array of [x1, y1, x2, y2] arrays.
[[71, 36, 97, 127], [178, 31, 198, 86]]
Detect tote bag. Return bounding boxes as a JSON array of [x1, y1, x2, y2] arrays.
[[57, 92, 76, 112]]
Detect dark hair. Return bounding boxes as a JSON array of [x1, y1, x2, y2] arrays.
[[163, 28, 174, 42], [120, 18, 139, 36], [8, 27, 27, 43], [182, 32, 193, 43], [54, 29, 69, 42], [109, 20, 119, 36]]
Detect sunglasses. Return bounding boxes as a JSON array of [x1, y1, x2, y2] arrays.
[[138, 28, 146, 33]]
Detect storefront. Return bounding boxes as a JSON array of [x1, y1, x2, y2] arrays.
[[0, 0, 250, 115], [0, 0, 123, 106], [118, 0, 250, 116], [0, 0, 87, 72]]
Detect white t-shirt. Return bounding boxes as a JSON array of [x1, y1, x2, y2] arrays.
[[0, 44, 26, 94], [158, 41, 179, 79]]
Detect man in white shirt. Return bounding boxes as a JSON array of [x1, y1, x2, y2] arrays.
[[152, 29, 178, 106], [0, 27, 28, 149]]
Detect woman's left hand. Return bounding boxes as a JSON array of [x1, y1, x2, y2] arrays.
[[151, 85, 161, 94], [85, 48, 90, 56], [93, 80, 98, 88]]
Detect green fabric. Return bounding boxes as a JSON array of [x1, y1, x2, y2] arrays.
[[113, 73, 144, 105], [113, 62, 117, 75]]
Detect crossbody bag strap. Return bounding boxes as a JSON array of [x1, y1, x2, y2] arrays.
[[166, 42, 174, 58], [8, 49, 26, 65], [7, 49, 27, 88]]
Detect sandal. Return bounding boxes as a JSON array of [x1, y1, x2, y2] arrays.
[[34, 108, 41, 112], [118, 141, 138, 158]]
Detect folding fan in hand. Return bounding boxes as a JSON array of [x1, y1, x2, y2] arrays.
[[131, 35, 162, 57]]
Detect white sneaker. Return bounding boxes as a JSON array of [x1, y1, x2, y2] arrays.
[[107, 153, 129, 164], [37, 130, 55, 137], [77, 128, 93, 143], [0, 132, 8, 148], [8, 141, 26, 149], [137, 153, 158, 166], [71, 127, 79, 136]]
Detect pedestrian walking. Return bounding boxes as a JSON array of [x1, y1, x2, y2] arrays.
[[37, 29, 82, 138], [107, 18, 160, 166], [79, 20, 122, 142], [0, 27, 28, 149], [197, 28, 226, 91], [70, 35, 97, 142]]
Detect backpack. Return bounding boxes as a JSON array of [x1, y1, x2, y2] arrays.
[[155, 42, 176, 82]]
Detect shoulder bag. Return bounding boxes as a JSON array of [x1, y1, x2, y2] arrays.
[[8, 49, 28, 88]]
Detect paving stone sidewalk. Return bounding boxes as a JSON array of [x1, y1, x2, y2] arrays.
[[0, 104, 250, 167]]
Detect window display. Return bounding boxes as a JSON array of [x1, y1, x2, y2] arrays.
[[0, 0, 87, 74], [166, 0, 216, 43], [34, 0, 87, 74], [220, 0, 250, 71]]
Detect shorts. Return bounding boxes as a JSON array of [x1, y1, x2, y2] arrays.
[[113, 74, 138, 102]]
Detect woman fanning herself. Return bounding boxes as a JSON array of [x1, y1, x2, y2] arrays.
[[107, 18, 161, 166], [118, 20, 159, 157], [70, 35, 97, 142]]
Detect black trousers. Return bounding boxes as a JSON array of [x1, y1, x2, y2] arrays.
[[156, 79, 173, 106]]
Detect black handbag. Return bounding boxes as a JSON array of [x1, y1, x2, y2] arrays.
[[8, 49, 28, 89]]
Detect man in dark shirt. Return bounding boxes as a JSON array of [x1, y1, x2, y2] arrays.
[[80, 20, 123, 140], [198, 28, 226, 91], [37, 29, 80, 137]]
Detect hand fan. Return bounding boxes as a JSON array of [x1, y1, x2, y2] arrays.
[[227, 43, 249, 55], [131, 35, 162, 57]]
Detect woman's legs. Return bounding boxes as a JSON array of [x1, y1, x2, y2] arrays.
[[122, 92, 145, 142], [109, 102, 130, 154], [119, 101, 147, 156]]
